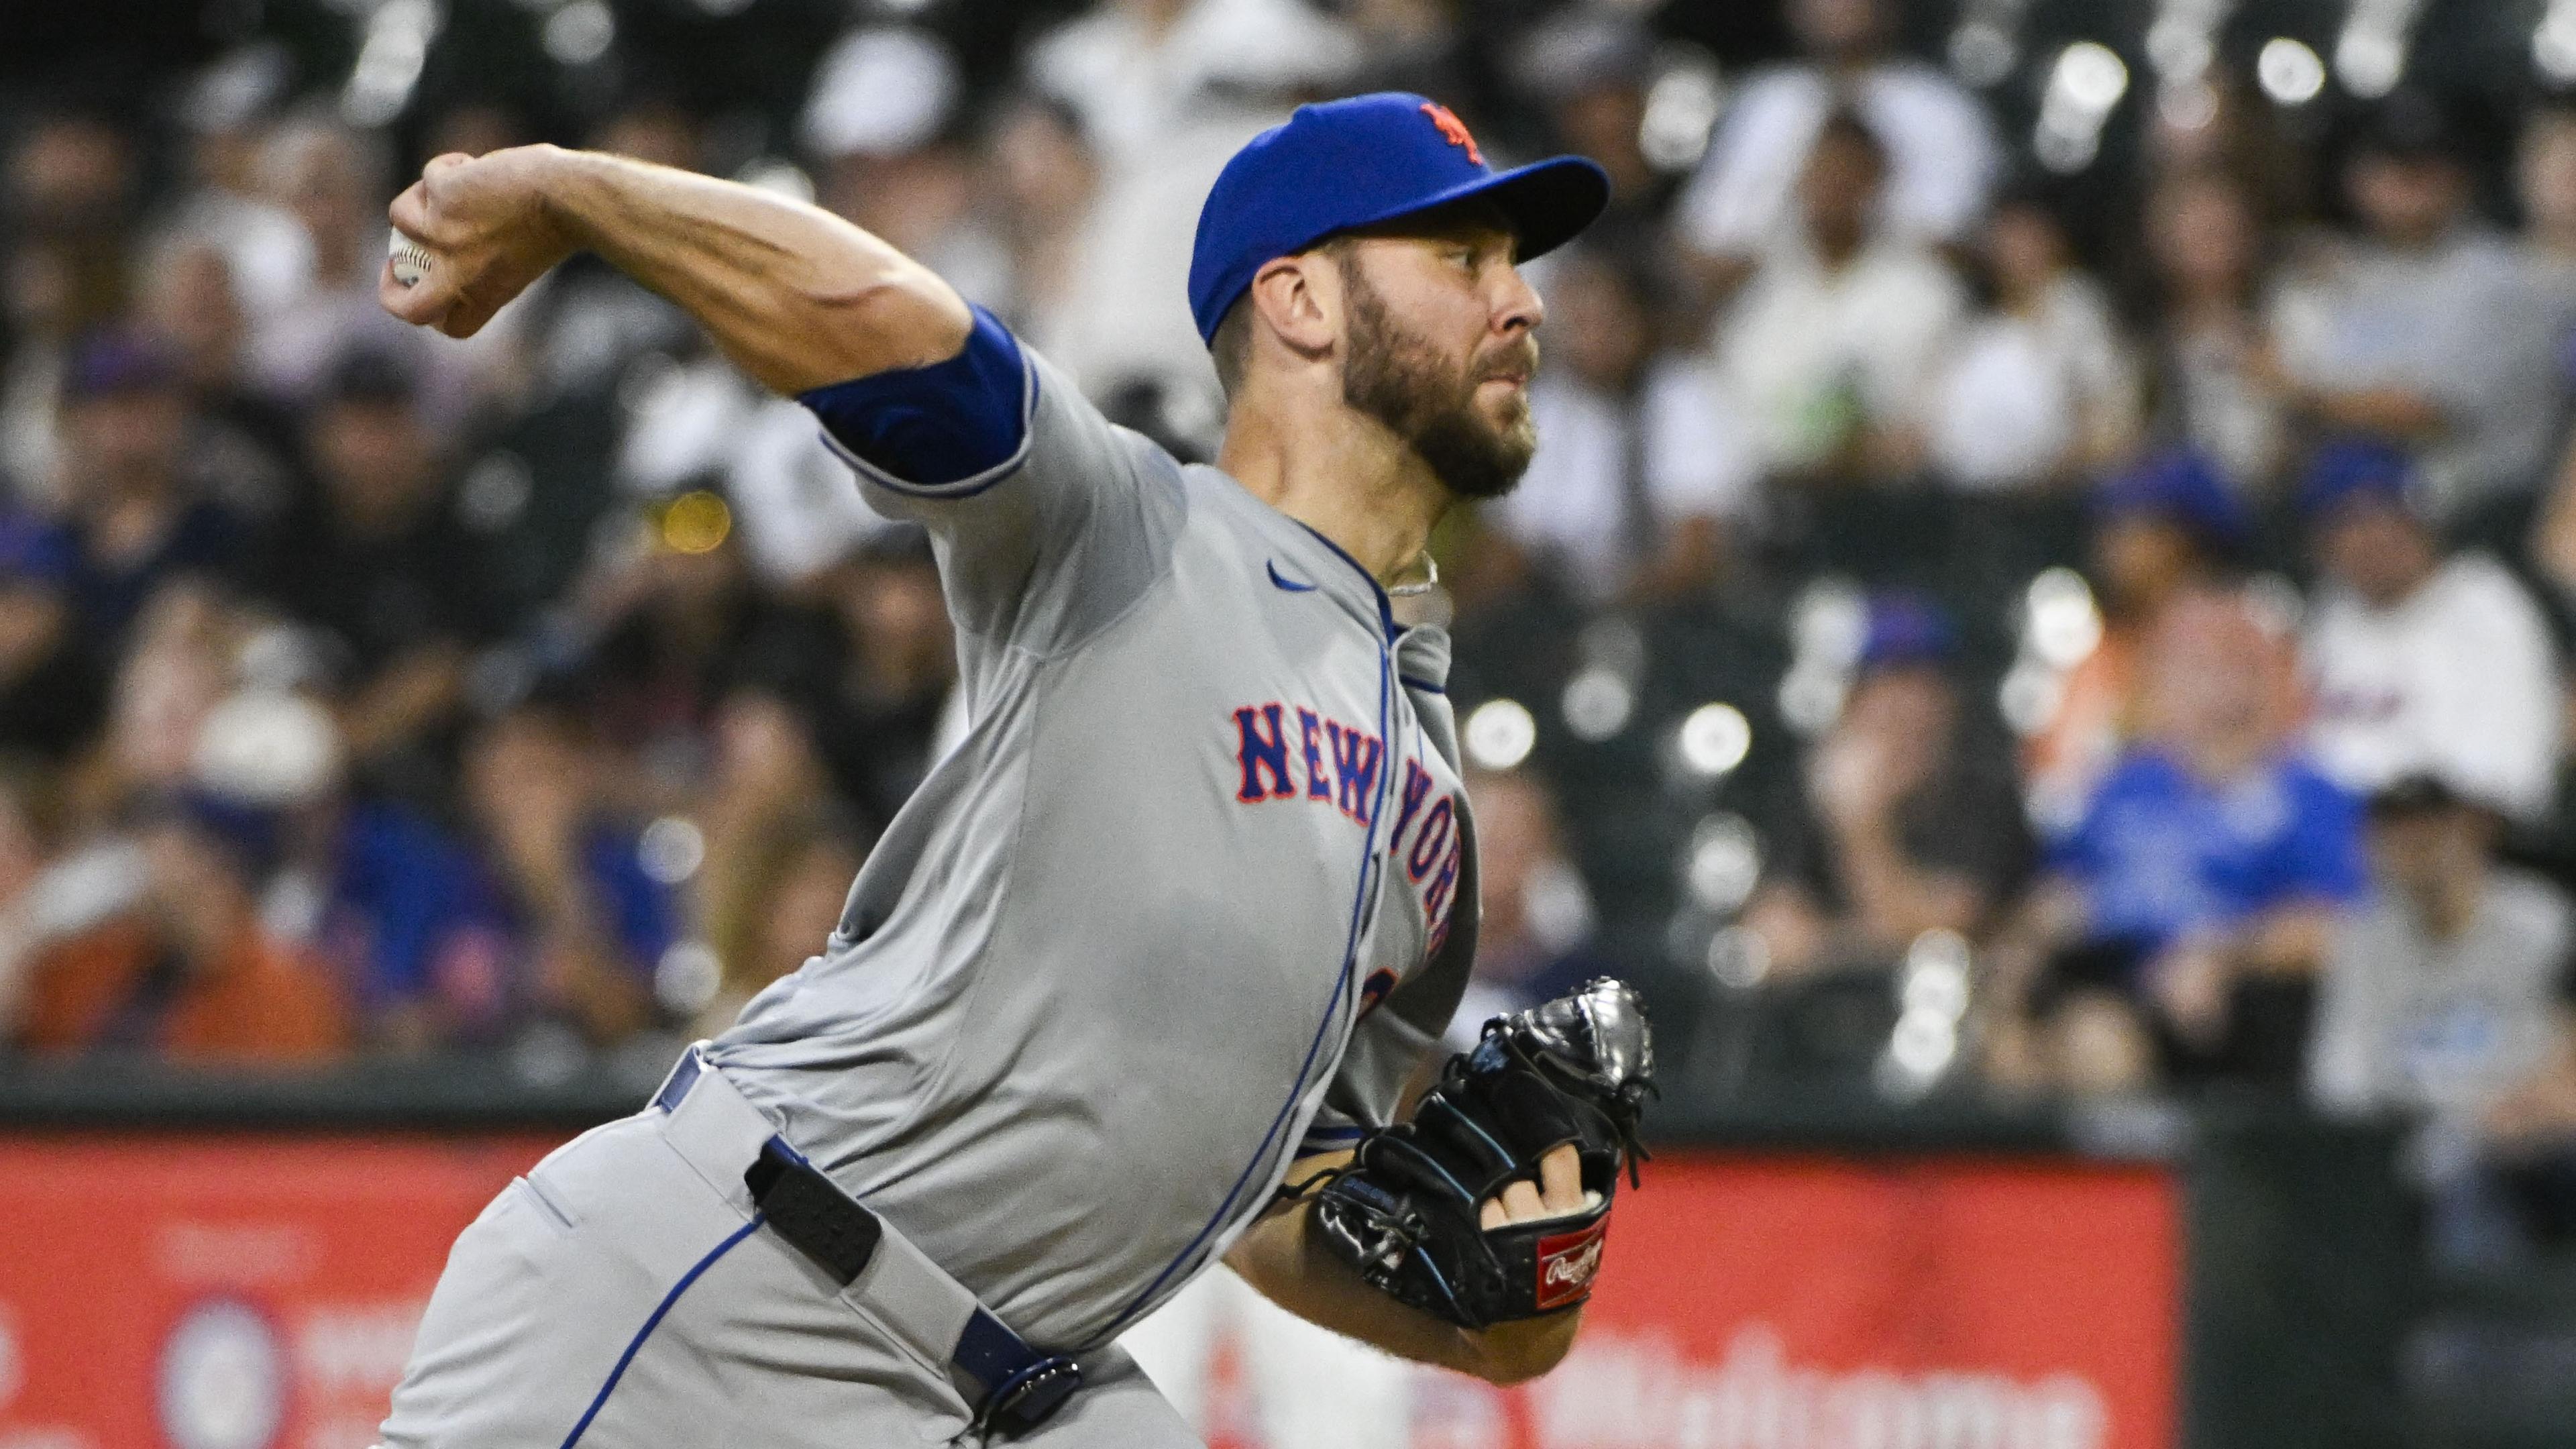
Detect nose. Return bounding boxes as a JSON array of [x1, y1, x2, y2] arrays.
[[1493, 260, 1544, 338]]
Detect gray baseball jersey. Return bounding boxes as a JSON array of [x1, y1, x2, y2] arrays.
[[704, 329, 1480, 1354]]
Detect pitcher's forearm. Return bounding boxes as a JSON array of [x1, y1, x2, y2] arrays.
[[536, 148, 971, 394]]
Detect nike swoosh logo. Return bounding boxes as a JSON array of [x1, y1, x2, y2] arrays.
[[1267, 561, 1318, 593]]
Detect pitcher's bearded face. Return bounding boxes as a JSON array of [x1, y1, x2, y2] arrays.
[[1336, 252, 1539, 501]]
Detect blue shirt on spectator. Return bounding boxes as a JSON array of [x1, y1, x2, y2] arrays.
[[576, 820, 680, 977], [322, 800, 515, 1036], [326, 802, 682, 1040], [2050, 746, 2367, 955]]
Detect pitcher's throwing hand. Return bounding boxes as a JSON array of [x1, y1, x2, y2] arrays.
[[376, 148, 574, 339]]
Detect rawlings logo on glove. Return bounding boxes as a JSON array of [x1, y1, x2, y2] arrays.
[[1304, 978, 1656, 1328], [1535, 1221, 1609, 1310]]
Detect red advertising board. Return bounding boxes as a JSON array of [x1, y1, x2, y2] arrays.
[[1522, 1155, 2179, 1449], [1197, 1156, 2182, 1449], [0, 1140, 2177, 1449], [0, 1134, 555, 1449]]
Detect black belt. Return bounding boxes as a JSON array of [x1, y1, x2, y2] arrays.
[[653, 1051, 1083, 1437]]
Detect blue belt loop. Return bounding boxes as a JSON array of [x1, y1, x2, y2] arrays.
[[955, 1309, 1082, 1438], [651, 1044, 706, 1112]]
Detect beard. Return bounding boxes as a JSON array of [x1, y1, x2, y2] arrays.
[[1337, 258, 1538, 500]]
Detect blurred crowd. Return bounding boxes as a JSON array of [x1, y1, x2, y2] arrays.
[[16, 0, 2576, 1246]]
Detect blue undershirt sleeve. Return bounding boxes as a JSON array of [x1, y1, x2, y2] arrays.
[[796, 305, 1032, 492]]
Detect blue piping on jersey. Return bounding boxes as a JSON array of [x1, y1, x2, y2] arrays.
[[1397, 676, 1445, 695], [1090, 604, 1399, 1345], [558, 1212, 765, 1448], [1292, 521, 1402, 643]]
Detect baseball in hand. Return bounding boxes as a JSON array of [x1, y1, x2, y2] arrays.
[[388, 228, 436, 288]]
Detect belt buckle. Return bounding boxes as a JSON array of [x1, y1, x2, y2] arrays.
[[978, 1355, 1083, 1438]]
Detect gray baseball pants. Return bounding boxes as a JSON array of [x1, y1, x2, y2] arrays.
[[376, 1061, 1199, 1448]]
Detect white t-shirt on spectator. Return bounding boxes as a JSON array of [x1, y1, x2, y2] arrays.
[[2159, 315, 2292, 492], [2304, 553, 2564, 820], [1714, 235, 1965, 474], [1031, 107, 1265, 447], [1498, 358, 1758, 599], [1028, 0, 1356, 169], [1927, 273, 2137, 492], [1024, 0, 1360, 447], [2310, 868, 2573, 1150], [1676, 61, 2000, 258], [2269, 229, 2564, 513]]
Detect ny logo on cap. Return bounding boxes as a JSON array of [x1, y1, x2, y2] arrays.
[[1419, 102, 1483, 166]]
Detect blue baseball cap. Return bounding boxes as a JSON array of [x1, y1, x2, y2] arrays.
[[2092, 446, 2249, 548], [2297, 437, 2418, 523], [1187, 92, 1611, 345], [1858, 590, 1957, 674]]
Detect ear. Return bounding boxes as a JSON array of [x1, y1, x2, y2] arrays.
[[1247, 252, 1339, 361]]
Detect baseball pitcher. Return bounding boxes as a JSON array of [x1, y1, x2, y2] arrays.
[[373, 92, 1653, 1447]]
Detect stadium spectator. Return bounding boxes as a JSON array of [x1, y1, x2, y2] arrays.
[[1028, 0, 1356, 171], [2300, 439, 2561, 823], [290, 789, 515, 1055], [513, 99, 705, 400], [1927, 189, 2141, 493], [0, 234, 74, 502], [1342, 0, 1478, 123], [1513, 13, 1675, 277], [1744, 592, 2032, 980], [137, 239, 305, 520], [1711, 109, 1965, 485], [1494, 247, 1754, 604], [3, 112, 138, 501], [460, 701, 680, 1044], [2026, 447, 2252, 823], [2311, 773, 2576, 1252], [1445, 769, 1614, 1050], [21, 0, 2576, 1138], [696, 818, 868, 1040], [2269, 94, 2560, 518], [564, 490, 841, 800], [690, 692, 869, 1036], [250, 118, 490, 426], [1676, 0, 1996, 272], [3, 109, 133, 317], [159, 45, 309, 323], [1994, 590, 2365, 1092], [0, 767, 66, 1033], [2516, 95, 2576, 318], [2512, 98, 2576, 600], [985, 93, 1100, 348], [185, 688, 523, 1055], [52, 332, 252, 655], [72, 582, 240, 835], [272, 350, 501, 784], [805, 534, 961, 826], [2142, 166, 2294, 494], [805, 28, 1011, 317], [0, 511, 104, 761], [1030, 0, 1356, 432], [12, 794, 347, 1065]]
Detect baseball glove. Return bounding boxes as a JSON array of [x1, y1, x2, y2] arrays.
[[1303, 977, 1655, 1328]]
